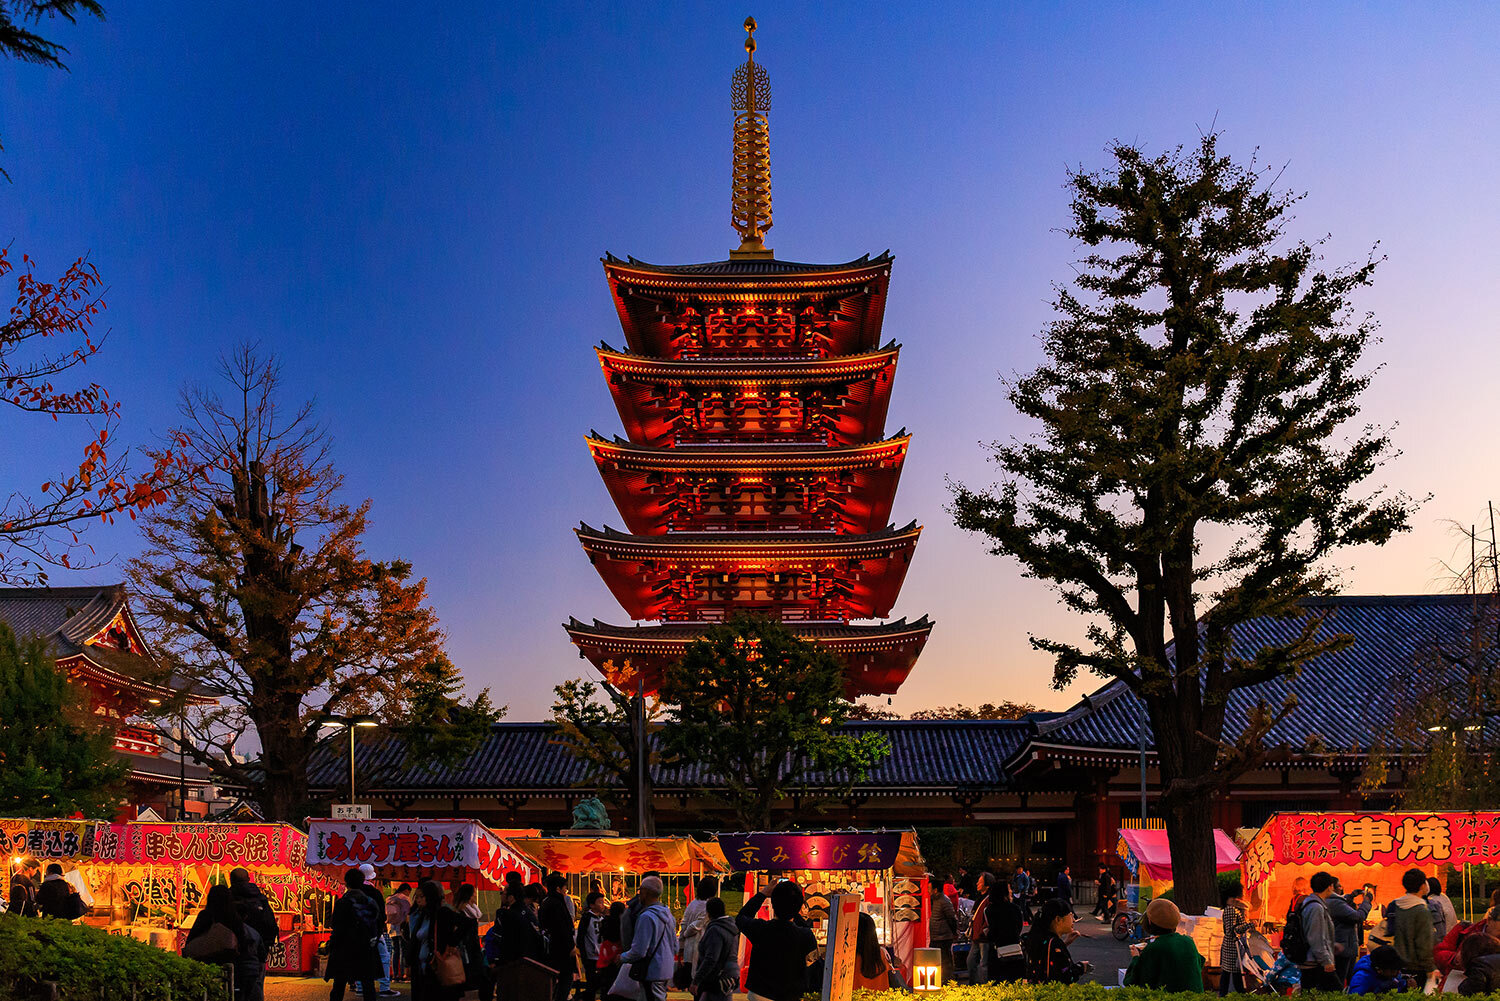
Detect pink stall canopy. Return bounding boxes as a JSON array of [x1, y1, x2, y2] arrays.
[[1116, 827, 1241, 884]]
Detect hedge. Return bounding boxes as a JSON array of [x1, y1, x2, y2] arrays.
[[0, 917, 226, 1000], [845, 987, 1500, 1001]]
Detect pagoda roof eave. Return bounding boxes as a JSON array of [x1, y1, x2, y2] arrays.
[[565, 613, 930, 697], [595, 343, 900, 383], [565, 615, 934, 646], [575, 521, 921, 557], [585, 432, 911, 470], [602, 251, 893, 281]]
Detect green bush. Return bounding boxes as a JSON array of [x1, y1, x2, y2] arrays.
[[846, 986, 1500, 1001], [0, 916, 226, 1000]]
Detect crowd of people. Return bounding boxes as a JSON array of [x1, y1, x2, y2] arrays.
[[1276, 868, 1500, 996], [16, 851, 1500, 1000]]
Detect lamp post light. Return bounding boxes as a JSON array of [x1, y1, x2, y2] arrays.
[[323, 715, 379, 804]]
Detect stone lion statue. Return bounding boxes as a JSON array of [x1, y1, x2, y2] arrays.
[[570, 796, 610, 830]]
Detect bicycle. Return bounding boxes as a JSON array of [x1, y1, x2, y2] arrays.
[[1111, 907, 1147, 943]]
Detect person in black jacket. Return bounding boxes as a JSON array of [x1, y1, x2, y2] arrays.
[[35, 864, 86, 920], [1024, 898, 1091, 984], [539, 873, 577, 1001], [985, 880, 1025, 982], [1056, 866, 1076, 918], [736, 879, 816, 1001], [327, 868, 383, 1001], [187, 884, 265, 1001], [229, 868, 279, 954]]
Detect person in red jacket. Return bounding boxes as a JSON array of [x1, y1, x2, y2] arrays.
[[1436, 909, 1500, 977]]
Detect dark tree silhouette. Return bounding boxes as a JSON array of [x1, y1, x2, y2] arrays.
[[952, 135, 1415, 911]]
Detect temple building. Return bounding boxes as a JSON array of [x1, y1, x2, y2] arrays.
[[564, 19, 931, 695], [0, 584, 217, 819], [320, 593, 1467, 877]]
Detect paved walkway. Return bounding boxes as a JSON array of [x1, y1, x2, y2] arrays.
[[267, 920, 1136, 1000]]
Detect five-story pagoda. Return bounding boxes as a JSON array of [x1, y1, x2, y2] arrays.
[[565, 19, 931, 696]]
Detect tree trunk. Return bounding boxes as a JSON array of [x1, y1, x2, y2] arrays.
[[1164, 791, 1218, 914]]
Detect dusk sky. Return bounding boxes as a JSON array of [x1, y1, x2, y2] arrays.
[[5, 3, 1497, 719]]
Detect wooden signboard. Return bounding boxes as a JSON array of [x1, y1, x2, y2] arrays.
[[821, 894, 860, 1001]]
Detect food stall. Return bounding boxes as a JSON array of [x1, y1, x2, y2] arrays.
[[21, 820, 343, 973], [716, 830, 928, 977], [307, 818, 540, 890], [1242, 811, 1500, 927], [1116, 826, 1242, 896], [507, 835, 729, 911]]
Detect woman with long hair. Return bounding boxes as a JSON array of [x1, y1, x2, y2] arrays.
[[452, 883, 491, 1001], [406, 880, 464, 1001], [1024, 898, 1091, 984], [852, 910, 896, 991]]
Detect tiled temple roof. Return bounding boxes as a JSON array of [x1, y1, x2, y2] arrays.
[[309, 719, 1023, 795], [1007, 594, 1489, 770]]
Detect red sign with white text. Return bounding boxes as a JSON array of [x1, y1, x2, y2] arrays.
[[1243, 812, 1500, 892]]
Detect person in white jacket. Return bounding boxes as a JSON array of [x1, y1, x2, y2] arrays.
[[679, 877, 718, 974], [619, 877, 677, 1001]]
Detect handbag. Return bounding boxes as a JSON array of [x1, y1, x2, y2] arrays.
[[629, 919, 669, 983], [598, 939, 621, 968], [435, 945, 467, 987], [672, 961, 693, 989], [183, 922, 239, 962]]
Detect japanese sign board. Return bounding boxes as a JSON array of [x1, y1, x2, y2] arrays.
[[821, 894, 861, 1001], [1242, 812, 1500, 894], [508, 836, 726, 875], [306, 819, 538, 888], [94, 823, 309, 870], [331, 804, 373, 821], [717, 832, 904, 872], [0, 820, 100, 861]]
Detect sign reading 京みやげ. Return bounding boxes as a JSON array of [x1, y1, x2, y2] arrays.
[[821, 894, 860, 1001], [719, 832, 903, 871]]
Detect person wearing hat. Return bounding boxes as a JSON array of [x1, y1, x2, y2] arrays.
[[1123, 897, 1204, 992]]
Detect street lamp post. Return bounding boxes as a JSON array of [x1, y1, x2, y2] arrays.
[[324, 715, 378, 804]]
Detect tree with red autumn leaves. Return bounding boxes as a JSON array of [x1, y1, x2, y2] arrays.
[[127, 347, 501, 822], [0, 249, 189, 583]]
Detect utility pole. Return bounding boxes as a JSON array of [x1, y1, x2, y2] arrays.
[[1138, 699, 1148, 825]]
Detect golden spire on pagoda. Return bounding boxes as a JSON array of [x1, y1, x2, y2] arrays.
[[730, 16, 773, 259]]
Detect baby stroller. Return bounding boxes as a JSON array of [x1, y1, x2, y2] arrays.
[[1237, 929, 1290, 994]]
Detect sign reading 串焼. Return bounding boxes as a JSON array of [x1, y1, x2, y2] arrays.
[[821, 894, 860, 1001], [1242, 812, 1500, 894], [718, 832, 903, 871]]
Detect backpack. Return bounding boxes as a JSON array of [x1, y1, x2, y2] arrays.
[[1281, 897, 1312, 964], [347, 891, 383, 946]]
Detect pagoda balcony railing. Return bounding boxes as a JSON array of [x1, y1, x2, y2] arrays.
[[114, 724, 162, 756]]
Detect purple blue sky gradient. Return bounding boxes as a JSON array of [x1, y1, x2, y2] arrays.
[[4, 3, 1497, 717]]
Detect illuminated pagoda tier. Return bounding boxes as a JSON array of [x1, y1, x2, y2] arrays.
[[566, 18, 932, 696], [585, 433, 910, 535]]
